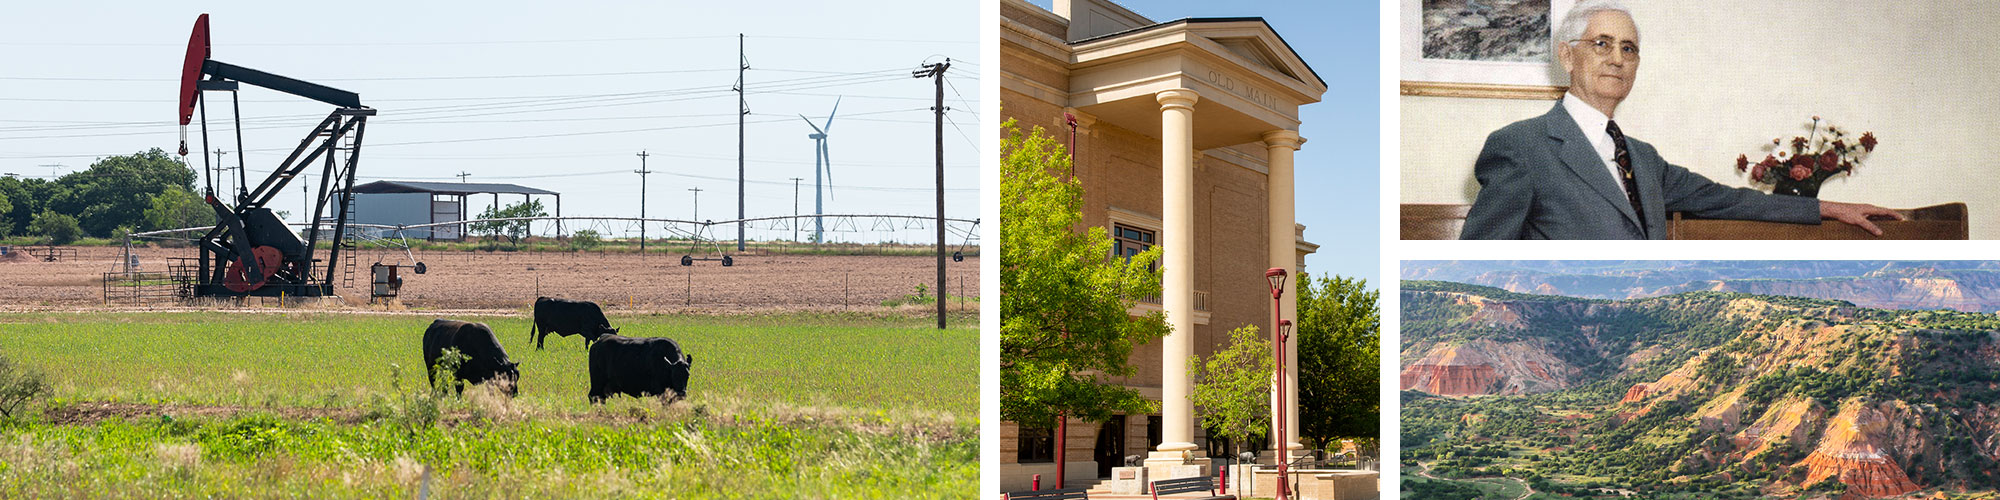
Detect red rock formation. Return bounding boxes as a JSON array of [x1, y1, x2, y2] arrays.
[[1401, 340, 1571, 396], [1619, 384, 1651, 404], [1795, 404, 1921, 498], [1400, 363, 1499, 396], [1799, 448, 1919, 498]]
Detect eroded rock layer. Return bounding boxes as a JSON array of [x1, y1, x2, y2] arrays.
[[1401, 363, 1500, 396], [1400, 339, 1571, 396], [1795, 404, 1921, 498], [1799, 450, 1919, 498]]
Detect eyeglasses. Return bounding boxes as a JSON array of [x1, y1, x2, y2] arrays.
[[1569, 37, 1640, 57]]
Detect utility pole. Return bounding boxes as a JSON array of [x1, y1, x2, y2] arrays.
[[789, 177, 803, 242], [735, 33, 749, 252], [456, 171, 471, 182], [636, 151, 652, 255], [688, 187, 703, 222], [210, 150, 230, 199], [914, 59, 950, 330]]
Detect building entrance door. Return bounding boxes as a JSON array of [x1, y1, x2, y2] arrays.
[[1094, 415, 1125, 478]]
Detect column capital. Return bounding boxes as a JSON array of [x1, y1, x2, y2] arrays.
[[1261, 129, 1305, 150], [1156, 88, 1200, 111]]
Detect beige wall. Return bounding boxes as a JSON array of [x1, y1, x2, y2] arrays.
[[1401, 2, 2000, 238]]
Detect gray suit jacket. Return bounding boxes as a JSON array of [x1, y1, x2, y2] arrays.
[[1460, 103, 1820, 240]]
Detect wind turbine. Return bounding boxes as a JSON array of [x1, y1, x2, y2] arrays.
[[800, 97, 840, 243]]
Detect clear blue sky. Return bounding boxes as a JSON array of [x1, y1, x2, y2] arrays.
[[0, 1, 978, 244], [1024, 0, 1382, 289]]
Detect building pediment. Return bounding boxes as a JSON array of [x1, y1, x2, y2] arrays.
[[1213, 36, 1297, 81], [1064, 19, 1327, 150], [1073, 18, 1323, 96]]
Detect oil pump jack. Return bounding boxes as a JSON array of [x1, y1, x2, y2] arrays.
[[176, 14, 373, 298]]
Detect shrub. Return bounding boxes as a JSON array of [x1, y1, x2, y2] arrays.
[[383, 348, 466, 434], [881, 283, 937, 307], [0, 354, 51, 420], [570, 229, 603, 251]]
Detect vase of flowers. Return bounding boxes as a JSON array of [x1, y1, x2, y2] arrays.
[[1736, 116, 1878, 198]]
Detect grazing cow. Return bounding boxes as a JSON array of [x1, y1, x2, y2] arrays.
[[530, 297, 619, 350], [587, 335, 694, 404], [422, 319, 521, 397]]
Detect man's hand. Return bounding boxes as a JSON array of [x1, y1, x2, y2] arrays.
[[1820, 200, 1905, 236]]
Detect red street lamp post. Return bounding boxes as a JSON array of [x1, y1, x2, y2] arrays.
[[1265, 267, 1292, 500], [1053, 111, 1078, 491]]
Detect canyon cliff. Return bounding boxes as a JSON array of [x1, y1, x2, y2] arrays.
[[1404, 280, 2000, 497]]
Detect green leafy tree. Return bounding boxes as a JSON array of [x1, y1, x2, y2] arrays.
[[0, 190, 11, 238], [0, 176, 65, 237], [1000, 118, 1170, 431], [471, 199, 548, 245], [28, 210, 82, 245], [1296, 273, 1380, 447], [49, 149, 198, 237], [142, 186, 216, 231], [1189, 325, 1274, 458]]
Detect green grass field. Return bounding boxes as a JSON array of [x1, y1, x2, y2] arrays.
[[0, 311, 978, 498]]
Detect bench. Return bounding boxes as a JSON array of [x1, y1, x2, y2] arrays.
[[1003, 486, 1089, 500], [1149, 476, 1234, 500]]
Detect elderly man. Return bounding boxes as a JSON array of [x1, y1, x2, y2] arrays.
[[1459, 0, 1900, 240]]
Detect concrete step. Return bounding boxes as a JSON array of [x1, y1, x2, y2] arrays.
[[1062, 478, 1104, 490]]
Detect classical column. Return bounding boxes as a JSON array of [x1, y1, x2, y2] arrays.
[[1263, 129, 1305, 456], [1150, 88, 1203, 470]]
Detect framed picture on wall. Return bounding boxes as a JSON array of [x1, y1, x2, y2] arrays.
[[1399, 0, 1572, 100]]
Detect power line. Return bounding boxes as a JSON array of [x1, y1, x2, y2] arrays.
[[0, 64, 928, 84], [0, 68, 734, 82], [0, 34, 973, 48], [9, 69, 913, 125], [943, 112, 980, 153], [943, 76, 979, 119], [0, 73, 919, 135]]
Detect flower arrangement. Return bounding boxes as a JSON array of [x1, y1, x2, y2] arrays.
[[1736, 116, 1878, 197]]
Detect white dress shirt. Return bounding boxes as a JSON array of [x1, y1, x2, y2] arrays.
[[1559, 93, 1630, 197]]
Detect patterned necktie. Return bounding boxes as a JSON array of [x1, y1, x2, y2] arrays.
[[1605, 120, 1647, 236]]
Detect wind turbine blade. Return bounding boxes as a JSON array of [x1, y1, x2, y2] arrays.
[[799, 114, 823, 134], [821, 141, 834, 201], [822, 96, 841, 134]]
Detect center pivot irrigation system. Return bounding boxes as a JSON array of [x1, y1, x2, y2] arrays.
[[173, 14, 373, 299]]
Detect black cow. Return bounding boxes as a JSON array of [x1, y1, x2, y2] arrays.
[[587, 334, 694, 404], [530, 297, 619, 350], [422, 319, 521, 397]]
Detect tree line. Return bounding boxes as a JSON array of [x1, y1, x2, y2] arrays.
[[1, 149, 213, 244]]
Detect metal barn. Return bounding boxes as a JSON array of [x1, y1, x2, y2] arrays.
[[341, 180, 561, 241]]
